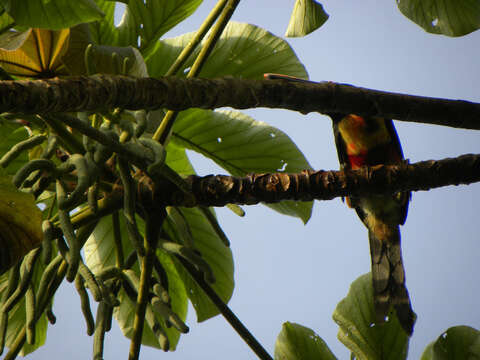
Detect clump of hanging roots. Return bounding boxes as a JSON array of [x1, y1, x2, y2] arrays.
[[0, 106, 225, 360]]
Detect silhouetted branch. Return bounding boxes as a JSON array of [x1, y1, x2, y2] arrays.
[[165, 153, 480, 206], [1, 76, 479, 129], [71, 153, 480, 230]]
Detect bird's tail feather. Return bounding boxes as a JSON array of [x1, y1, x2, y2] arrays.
[[368, 225, 415, 335]]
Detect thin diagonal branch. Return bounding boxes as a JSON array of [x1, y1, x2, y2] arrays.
[[176, 256, 273, 360], [1, 76, 479, 129]]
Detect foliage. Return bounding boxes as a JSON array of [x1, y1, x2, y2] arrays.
[[397, 0, 480, 37], [0, 1, 477, 359]]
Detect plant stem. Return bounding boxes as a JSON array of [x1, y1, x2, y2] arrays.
[[112, 212, 125, 268], [128, 211, 164, 360], [165, 0, 228, 77], [176, 256, 273, 360], [153, 0, 241, 144], [39, 115, 84, 155]]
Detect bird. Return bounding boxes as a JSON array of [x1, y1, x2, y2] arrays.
[[264, 73, 416, 335]]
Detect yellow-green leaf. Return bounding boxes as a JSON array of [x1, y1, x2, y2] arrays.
[[0, 28, 70, 77], [275, 322, 337, 360], [0, 176, 42, 273], [332, 273, 412, 360], [285, 0, 329, 37], [397, 0, 480, 37], [0, 0, 104, 30], [421, 326, 480, 360]]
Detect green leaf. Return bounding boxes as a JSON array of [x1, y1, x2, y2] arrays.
[[146, 21, 308, 79], [165, 141, 196, 176], [420, 326, 480, 360], [164, 206, 234, 322], [274, 322, 337, 360], [0, 259, 49, 355], [397, 0, 480, 37], [0, 176, 43, 273], [0, 119, 28, 175], [145, 22, 312, 221], [87, 44, 148, 76], [332, 273, 411, 360], [285, 0, 329, 37], [171, 108, 313, 223], [128, 0, 202, 49], [91, 0, 202, 50], [0, 8, 14, 34], [0, 0, 104, 30], [84, 215, 188, 350], [89, 0, 138, 47], [162, 142, 235, 322]]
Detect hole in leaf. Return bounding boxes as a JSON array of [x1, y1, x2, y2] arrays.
[[217, 137, 222, 143], [114, 3, 127, 27], [277, 161, 287, 171], [432, 18, 439, 26]]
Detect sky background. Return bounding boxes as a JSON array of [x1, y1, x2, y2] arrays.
[[33, 1, 480, 359]]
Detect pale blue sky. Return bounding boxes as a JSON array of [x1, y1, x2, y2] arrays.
[[34, 1, 480, 359]]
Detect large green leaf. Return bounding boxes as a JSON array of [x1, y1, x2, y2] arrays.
[[285, 0, 329, 37], [171, 108, 313, 223], [91, 0, 202, 50], [90, 0, 138, 47], [274, 322, 337, 360], [332, 273, 411, 360], [60, 22, 148, 77], [420, 326, 480, 360], [127, 0, 202, 49], [89, 44, 148, 76], [145, 21, 311, 221], [146, 21, 308, 79], [84, 215, 188, 350], [164, 139, 235, 322], [397, 0, 480, 37], [165, 141, 196, 176], [163, 206, 234, 322], [0, 176, 43, 273], [0, 256, 49, 355], [0, 0, 104, 30]]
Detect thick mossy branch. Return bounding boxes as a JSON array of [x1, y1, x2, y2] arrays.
[[0, 76, 479, 129], [152, 153, 480, 207], [70, 153, 480, 231]]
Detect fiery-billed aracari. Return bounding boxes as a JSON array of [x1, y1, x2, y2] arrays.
[[264, 73, 416, 335]]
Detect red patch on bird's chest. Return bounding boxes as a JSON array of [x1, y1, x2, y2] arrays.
[[347, 143, 403, 170], [348, 154, 367, 170]]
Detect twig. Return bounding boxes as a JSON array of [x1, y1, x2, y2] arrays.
[[128, 209, 165, 360], [177, 256, 273, 360], [153, 0, 241, 144]]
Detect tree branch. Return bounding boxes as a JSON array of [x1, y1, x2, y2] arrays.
[[71, 153, 480, 231], [1, 76, 479, 129], [156, 153, 480, 206]]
